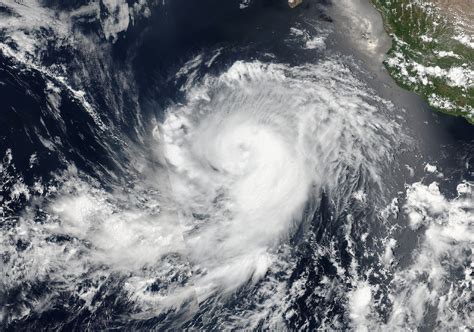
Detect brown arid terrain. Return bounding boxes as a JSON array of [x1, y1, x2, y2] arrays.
[[432, 0, 474, 33]]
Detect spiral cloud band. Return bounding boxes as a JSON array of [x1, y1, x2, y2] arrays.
[[159, 58, 396, 302]]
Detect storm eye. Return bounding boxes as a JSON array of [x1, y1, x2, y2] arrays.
[[209, 163, 220, 172]]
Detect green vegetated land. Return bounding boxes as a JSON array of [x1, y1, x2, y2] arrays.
[[370, 0, 474, 124]]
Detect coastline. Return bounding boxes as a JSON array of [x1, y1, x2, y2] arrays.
[[368, 0, 474, 124]]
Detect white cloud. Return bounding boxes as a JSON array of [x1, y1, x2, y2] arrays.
[[160, 57, 398, 302], [386, 181, 473, 329], [349, 282, 373, 331], [424, 163, 437, 173]]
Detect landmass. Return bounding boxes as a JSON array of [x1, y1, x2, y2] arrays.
[[370, 0, 473, 123]]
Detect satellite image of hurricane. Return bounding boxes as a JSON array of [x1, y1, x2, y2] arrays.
[[0, 0, 473, 330]]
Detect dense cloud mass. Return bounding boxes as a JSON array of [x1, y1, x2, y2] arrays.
[[160, 58, 396, 302]]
